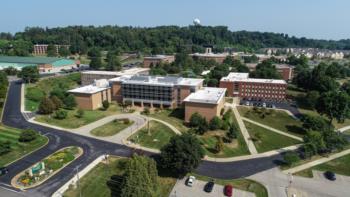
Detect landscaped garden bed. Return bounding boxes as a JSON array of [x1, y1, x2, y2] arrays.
[[90, 118, 134, 137], [12, 146, 83, 189], [128, 120, 176, 149]]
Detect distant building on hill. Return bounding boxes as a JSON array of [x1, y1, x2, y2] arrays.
[[246, 63, 294, 81], [0, 56, 79, 73], [33, 44, 70, 55], [190, 48, 228, 64], [143, 55, 175, 67]]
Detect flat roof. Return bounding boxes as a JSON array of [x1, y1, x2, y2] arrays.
[[0, 56, 62, 64], [82, 68, 149, 76], [184, 87, 226, 104], [221, 72, 287, 84], [144, 55, 173, 60], [191, 53, 227, 58], [121, 75, 203, 87], [68, 79, 110, 94]]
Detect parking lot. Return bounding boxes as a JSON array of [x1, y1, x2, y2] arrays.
[[169, 178, 255, 197]]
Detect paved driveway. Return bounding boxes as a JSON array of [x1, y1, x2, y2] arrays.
[[169, 178, 255, 197]]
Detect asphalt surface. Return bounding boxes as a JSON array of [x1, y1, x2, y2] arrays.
[[0, 81, 282, 196]]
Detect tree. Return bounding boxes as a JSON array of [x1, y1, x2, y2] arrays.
[[215, 136, 224, 153], [283, 151, 300, 166], [102, 100, 110, 110], [303, 130, 326, 154], [189, 112, 204, 128], [107, 155, 159, 197], [207, 78, 218, 87], [47, 44, 57, 57], [250, 60, 281, 79], [143, 107, 150, 115], [226, 125, 237, 140], [301, 114, 328, 131], [63, 94, 77, 109], [304, 91, 320, 109], [316, 91, 350, 126], [0, 141, 11, 155], [58, 46, 70, 57], [209, 116, 222, 130], [50, 95, 63, 110], [38, 97, 55, 114], [76, 108, 84, 118], [88, 48, 102, 69], [54, 109, 67, 120], [106, 51, 122, 71], [18, 66, 39, 83], [18, 129, 38, 142], [160, 133, 205, 177]]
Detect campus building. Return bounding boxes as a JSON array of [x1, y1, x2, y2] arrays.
[[220, 72, 287, 101], [190, 48, 228, 64], [184, 87, 226, 122], [81, 68, 150, 85], [143, 55, 175, 67], [0, 56, 79, 73], [246, 63, 294, 81], [68, 79, 111, 110], [109, 75, 204, 108], [33, 44, 70, 55]]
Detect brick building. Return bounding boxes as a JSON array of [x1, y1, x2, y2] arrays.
[[190, 48, 228, 64], [220, 72, 287, 101], [68, 79, 111, 110], [184, 87, 226, 122], [143, 55, 175, 67]]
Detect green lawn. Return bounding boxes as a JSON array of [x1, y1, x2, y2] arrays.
[[237, 106, 305, 137], [90, 119, 134, 137], [294, 153, 350, 178], [128, 120, 176, 150], [35, 104, 122, 129], [63, 156, 176, 197], [0, 126, 48, 167], [25, 73, 81, 111], [244, 121, 301, 153], [191, 173, 268, 197], [149, 109, 189, 133]]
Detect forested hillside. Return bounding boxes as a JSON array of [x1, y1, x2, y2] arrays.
[[1, 25, 350, 56]]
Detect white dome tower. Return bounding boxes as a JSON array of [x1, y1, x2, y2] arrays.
[[193, 18, 201, 26]]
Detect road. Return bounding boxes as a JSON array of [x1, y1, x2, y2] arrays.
[[0, 81, 281, 196]]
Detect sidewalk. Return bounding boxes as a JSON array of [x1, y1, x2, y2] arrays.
[[283, 148, 350, 174], [242, 117, 303, 141], [231, 104, 258, 154]]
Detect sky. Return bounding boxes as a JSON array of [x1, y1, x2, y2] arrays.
[[1, 0, 349, 40]]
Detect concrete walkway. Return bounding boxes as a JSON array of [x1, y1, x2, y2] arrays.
[[230, 104, 258, 154], [338, 125, 350, 133], [283, 148, 350, 174], [242, 117, 303, 141], [144, 116, 182, 134]]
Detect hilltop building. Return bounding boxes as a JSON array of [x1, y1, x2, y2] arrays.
[[143, 55, 175, 67]]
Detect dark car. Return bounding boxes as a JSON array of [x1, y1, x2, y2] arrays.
[[204, 180, 215, 193], [224, 184, 233, 196], [0, 167, 8, 176], [324, 171, 336, 181]]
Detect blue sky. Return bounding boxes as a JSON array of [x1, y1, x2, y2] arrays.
[[1, 0, 349, 40]]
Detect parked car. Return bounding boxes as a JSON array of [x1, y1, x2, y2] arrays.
[[224, 184, 233, 196], [186, 176, 196, 186], [245, 101, 250, 106], [324, 171, 336, 181], [0, 167, 8, 176], [204, 179, 215, 193], [262, 102, 267, 108]]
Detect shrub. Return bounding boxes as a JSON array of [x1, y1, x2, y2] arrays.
[[63, 94, 77, 109], [283, 151, 300, 166], [189, 112, 204, 128], [50, 96, 63, 110], [76, 109, 84, 118], [209, 116, 222, 130], [54, 109, 68, 120], [38, 97, 55, 114], [0, 141, 12, 155], [122, 119, 130, 124], [142, 107, 150, 115], [102, 100, 110, 110], [227, 125, 237, 140], [215, 136, 224, 153], [19, 129, 38, 142]]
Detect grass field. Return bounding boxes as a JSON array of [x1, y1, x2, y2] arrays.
[[63, 157, 176, 197], [128, 120, 176, 149], [35, 104, 123, 129], [192, 173, 268, 197], [90, 119, 133, 137], [237, 106, 305, 137], [244, 121, 301, 153], [294, 153, 350, 178], [0, 126, 48, 167], [149, 109, 189, 133], [25, 73, 81, 111]]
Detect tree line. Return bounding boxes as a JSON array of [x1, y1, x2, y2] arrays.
[[1, 25, 350, 57]]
